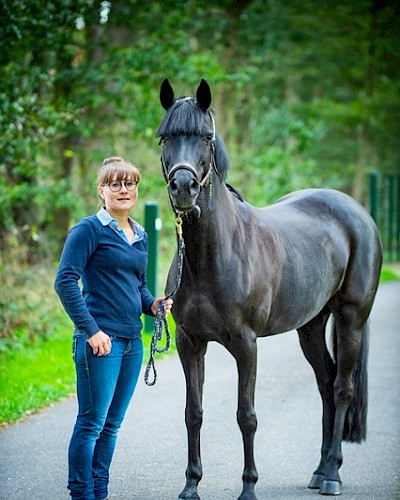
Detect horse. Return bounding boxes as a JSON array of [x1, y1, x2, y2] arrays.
[[156, 78, 383, 499]]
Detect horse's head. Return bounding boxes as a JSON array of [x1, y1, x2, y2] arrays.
[[157, 79, 218, 215]]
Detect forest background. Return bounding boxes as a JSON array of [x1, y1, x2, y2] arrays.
[[0, 0, 399, 423]]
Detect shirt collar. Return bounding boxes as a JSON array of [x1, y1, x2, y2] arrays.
[[96, 208, 145, 241], [97, 207, 114, 226]]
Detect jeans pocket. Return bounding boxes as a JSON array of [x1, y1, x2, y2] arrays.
[[72, 333, 87, 366]]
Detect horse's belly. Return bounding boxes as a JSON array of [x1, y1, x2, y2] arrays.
[[264, 289, 333, 335]]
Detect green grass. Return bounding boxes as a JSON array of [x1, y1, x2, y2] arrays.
[[379, 265, 400, 282], [0, 317, 75, 425]]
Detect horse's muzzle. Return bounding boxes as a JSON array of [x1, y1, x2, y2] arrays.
[[168, 167, 200, 212]]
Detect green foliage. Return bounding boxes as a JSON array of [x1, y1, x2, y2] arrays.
[[0, 259, 63, 349], [1, 0, 399, 260]]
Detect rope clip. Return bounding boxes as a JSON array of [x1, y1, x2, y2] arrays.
[[175, 215, 183, 239]]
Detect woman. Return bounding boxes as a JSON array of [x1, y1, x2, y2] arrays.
[[55, 157, 172, 500]]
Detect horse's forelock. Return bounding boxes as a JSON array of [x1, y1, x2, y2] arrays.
[[157, 98, 210, 137]]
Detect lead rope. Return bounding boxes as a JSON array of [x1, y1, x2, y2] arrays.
[[144, 216, 185, 386]]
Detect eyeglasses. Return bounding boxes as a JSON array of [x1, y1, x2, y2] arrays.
[[105, 180, 138, 192]]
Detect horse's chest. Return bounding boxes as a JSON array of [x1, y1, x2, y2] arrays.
[[174, 288, 234, 338]]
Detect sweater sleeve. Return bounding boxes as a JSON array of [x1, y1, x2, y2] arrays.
[[139, 272, 156, 317], [54, 220, 100, 336]]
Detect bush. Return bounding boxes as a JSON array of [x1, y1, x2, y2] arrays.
[[0, 256, 64, 352]]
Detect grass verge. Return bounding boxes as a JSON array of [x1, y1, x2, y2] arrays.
[[0, 316, 75, 426], [380, 264, 400, 282]]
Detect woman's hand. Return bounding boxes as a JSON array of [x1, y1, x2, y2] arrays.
[[87, 331, 112, 356], [151, 297, 174, 316]]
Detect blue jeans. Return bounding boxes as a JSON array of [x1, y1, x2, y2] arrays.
[[68, 334, 143, 500]]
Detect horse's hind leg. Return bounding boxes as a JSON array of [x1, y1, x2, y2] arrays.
[[318, 301, 370, 496], [229, 328, 258, 500], [297, 308, 337, 492], [176, 329, 207, 500]]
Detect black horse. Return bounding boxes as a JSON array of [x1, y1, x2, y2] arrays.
[[157, 79, 382, 499]]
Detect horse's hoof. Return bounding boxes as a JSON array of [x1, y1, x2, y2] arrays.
[[308, 473, 325, 489], [238, 493, 257, 500], [238, 485, 257, 500], [319, 479, 342, 496], [178, 488, 200, 500]]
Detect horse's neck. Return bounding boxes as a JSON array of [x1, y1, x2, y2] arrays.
[[182, 179, 237, 270]]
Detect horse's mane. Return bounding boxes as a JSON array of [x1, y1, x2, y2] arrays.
[[156, 97, 230, 180]]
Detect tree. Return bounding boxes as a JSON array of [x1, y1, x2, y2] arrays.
[[0, 0, 88, 257], [1, 0, 398, 262]]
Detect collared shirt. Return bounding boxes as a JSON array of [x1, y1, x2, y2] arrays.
[[96, 208, 144, 245]]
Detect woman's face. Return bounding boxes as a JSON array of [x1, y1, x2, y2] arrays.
[[98, 175, 138, 216]]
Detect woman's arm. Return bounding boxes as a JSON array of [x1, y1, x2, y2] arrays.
[[54, 220, 100, 337]]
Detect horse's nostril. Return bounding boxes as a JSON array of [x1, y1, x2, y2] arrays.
[[169, 179, 178, 193], [190, 179, 199, 195]]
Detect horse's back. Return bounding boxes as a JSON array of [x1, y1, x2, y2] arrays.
[[260, 189, 380, 255], [269, 188, 372, 226]]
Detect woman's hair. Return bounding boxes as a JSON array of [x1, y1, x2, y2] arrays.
[[96, 157, 141, 188]]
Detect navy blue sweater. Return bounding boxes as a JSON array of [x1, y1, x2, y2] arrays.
[[54, 215, 155, 339]]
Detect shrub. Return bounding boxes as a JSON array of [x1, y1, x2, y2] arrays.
[[0, 256, 63, 352]]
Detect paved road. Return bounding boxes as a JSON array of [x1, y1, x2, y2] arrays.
[[1, 282, 399, 500]]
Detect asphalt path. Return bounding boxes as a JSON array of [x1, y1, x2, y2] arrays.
[[1, 282, 399, 500]]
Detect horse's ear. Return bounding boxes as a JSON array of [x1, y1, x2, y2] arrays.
[[160, 78, 175, 110], [196, 79, 211, 111]]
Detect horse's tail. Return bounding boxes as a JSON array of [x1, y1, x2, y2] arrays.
[[341, 320, 370, 443]]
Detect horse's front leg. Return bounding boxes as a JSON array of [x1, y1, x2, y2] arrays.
[[229, 329, 259, 500], [176, 328, 207, 500]]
